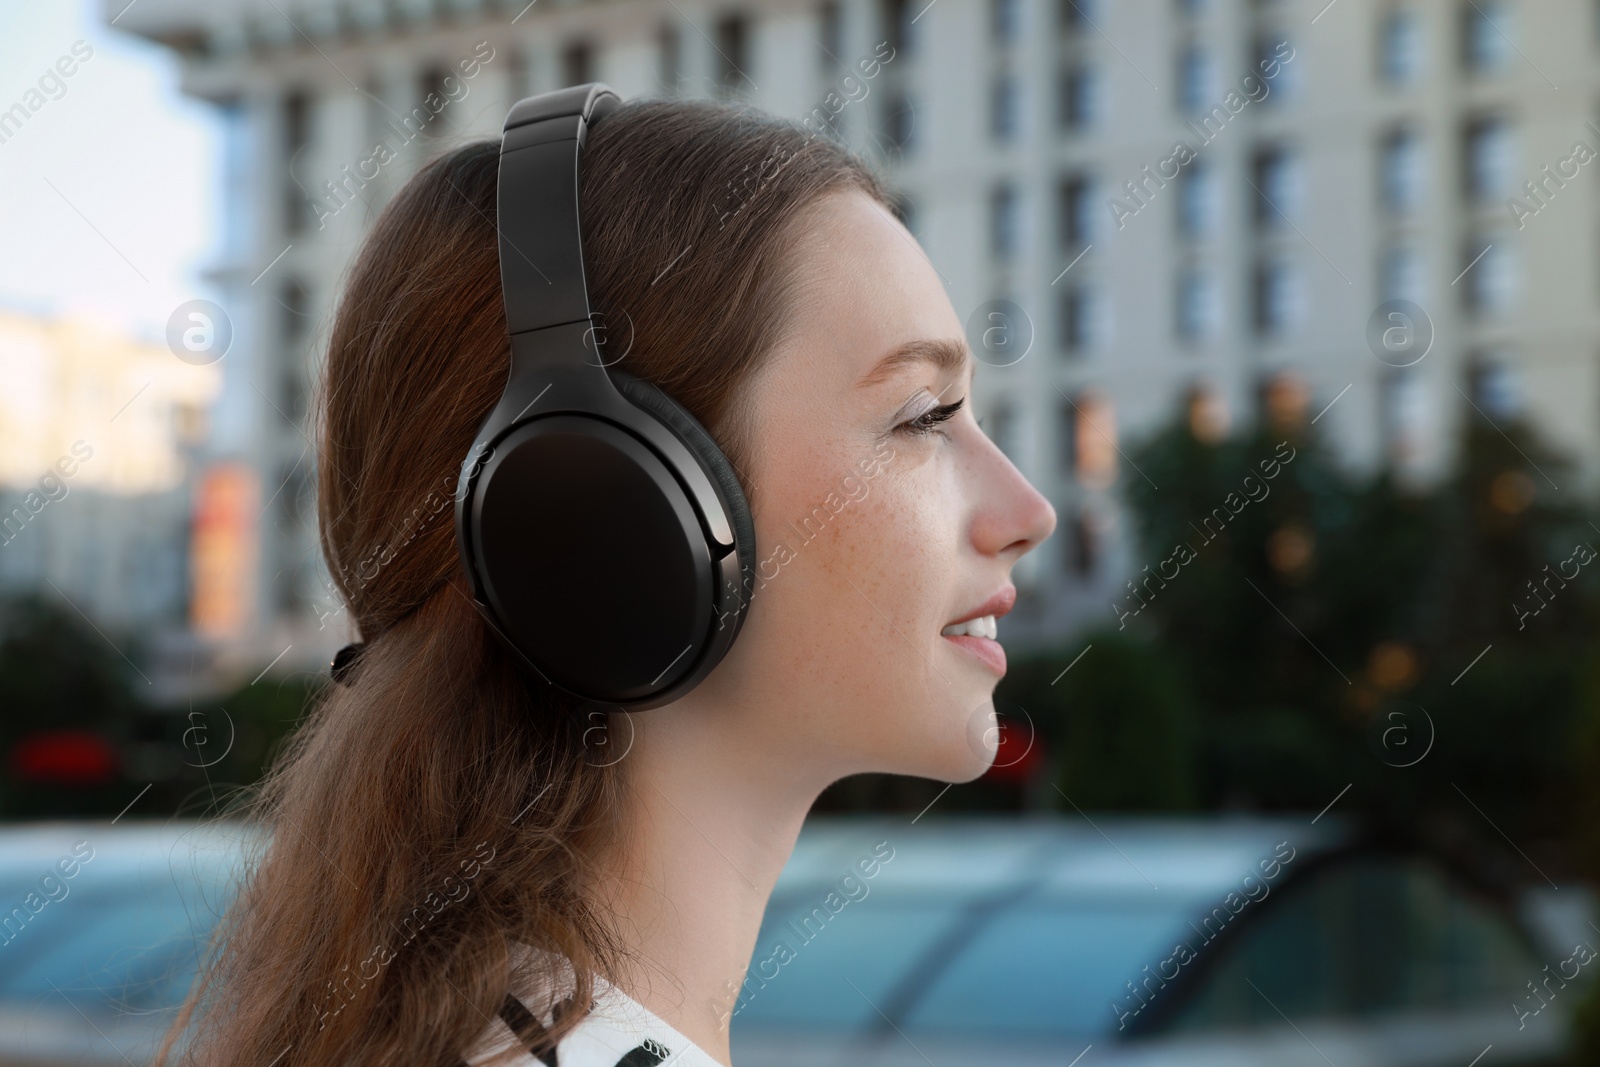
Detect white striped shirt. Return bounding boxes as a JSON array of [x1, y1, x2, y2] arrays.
[[459, 944, 725, 1067]]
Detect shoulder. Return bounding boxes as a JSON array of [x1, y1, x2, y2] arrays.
[[458, 943, 725, 1067]]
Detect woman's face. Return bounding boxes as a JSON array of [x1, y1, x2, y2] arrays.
[[705, 189, 1057, 787]]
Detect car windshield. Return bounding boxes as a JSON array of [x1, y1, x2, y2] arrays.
[[729, 820, 1544, 1042], [730, 819, 1310, 1038], [0, 824, 250, 1014], [734, 885, 1218, 1038]]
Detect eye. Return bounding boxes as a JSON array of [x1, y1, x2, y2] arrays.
[[897, 396, 965, 440]]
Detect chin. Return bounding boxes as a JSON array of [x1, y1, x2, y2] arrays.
[[881, 698, 1000, 784], [942, 747, 997, 784]]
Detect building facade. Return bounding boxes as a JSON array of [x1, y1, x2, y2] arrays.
[[110, 0, 1600, 669], [0, 306, 221, 699]]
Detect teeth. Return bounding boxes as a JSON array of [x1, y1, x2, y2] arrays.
[[941, 615, 997, 639]]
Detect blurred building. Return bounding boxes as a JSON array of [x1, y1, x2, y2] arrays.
[[109, 0, 1600, 658], [0, 305, 221, 699]]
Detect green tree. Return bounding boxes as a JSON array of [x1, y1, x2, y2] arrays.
[[1118, 395, 1593, 845], [1044, 628, 1199, 810]]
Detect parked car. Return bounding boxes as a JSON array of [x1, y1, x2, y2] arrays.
[[0, 815, 1578, 1066], [0, 819, 256, 1067], [727, 816, 1576, 1067]]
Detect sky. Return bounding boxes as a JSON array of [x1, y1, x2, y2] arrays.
[[0, 0, 221, 345]]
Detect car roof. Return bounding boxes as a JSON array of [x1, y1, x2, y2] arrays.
[[771, 813, 1348, 902]]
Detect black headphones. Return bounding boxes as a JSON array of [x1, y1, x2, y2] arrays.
[[450, 83, 757, 712]]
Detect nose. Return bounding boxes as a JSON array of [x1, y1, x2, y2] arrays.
[[968, 434, 1057, 562]]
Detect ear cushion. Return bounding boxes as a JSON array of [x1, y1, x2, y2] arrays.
[[609, 371, 757, 601]]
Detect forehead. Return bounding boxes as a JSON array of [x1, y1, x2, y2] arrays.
[[777, 190, 965, 391]]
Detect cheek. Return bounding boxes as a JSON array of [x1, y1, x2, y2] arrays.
[[750, 459, 935, 663], [755, 460, 975, 759]]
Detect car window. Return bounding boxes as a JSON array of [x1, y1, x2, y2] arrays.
[[0, 883, 229, 1011], [729, 895, 969, 1033], [1160, 857, 1541, 1030], [0, 848, 241, 1014], [899, 902, 1196, 1037]]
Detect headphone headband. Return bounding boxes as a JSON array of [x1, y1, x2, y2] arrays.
[[496, 84, 620, 342], [453, 84, 757, 712]]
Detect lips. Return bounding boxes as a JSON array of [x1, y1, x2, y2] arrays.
[[944, 585, 1016, 629], [943, 632, 1007, 674], [941, 585, 1015, 676]]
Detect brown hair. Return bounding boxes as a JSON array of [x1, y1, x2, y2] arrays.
[[156, 99, 891, 1066]]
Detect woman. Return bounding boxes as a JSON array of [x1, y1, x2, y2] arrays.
[[161, 94, 1055, 1067]]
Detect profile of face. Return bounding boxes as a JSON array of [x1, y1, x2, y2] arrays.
[[691, 189, 1057, 789]]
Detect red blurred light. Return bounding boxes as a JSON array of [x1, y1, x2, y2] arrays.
[[10, 730, 118, 785], [982, 719, 1044, 784]]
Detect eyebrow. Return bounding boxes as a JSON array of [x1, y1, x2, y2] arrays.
[[857, 338, 974, 389]]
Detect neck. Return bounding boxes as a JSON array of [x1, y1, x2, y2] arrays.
[[585, 702, 827, 1066]]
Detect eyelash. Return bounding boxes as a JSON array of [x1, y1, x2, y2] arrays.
[[897, 397, 965, 440]]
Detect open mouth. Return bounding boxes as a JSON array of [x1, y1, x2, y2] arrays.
[[941, 586, 1014, 675], [940, 615, 996, 639], [940, 615, 1006, 674]]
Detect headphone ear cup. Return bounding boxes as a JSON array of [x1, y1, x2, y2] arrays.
[[609, 371, 757, 594]]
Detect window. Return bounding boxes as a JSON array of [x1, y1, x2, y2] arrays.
[[1058, 62, 1099, 130], [715, 14, 751, 94], [219, 100, 253, 256], [1380, 366, 1430, 464], [1058, 400, 1077, 471], [1463, 0, 1513, 74], [893, 191, 918, 236], [883, 0, 915, 60], [1256, 34, 1298, 101], [1177, 161, 1217, 237], [1058, 284, 1103, 353], [1464, 117, 1516, 202], [416, 65, 455, 139], [361, 77, 387, 154], [987, 398, 1018, 456], [280, 277, 309, 347], [561, 41, 593, 86], [504, 49, 532, 103], [1185, 382, 1230, 442], [990, 183, 1020, 259], [1059, 175, 1097, 250], [885, 92, 915, 152], [1176, 268, 1221, 341], [993, 0, 1021, 42], [1462, 236, 1518, 316], [1059, 0, 1095, 35], [1469, 354, 1521, 417], [1067, 511, 1100, 577], [1254, 256, 1305, 335], [1177, 43, 1213, 113], [282, 88, 312, 236], [1161, 858, 1540, 1031], [1252, 146, 1302, 228], [279, 278, 310, 415], [658, 23, 681, 90], [1380, 245, 1424, 304], [1065, 390, 1117, 488], [819, 0, 843, 64], [275, 467, 310, 614], [1379, 127, 1424, 213], [991, 75, 1021, 140], [1378, 7, 1424, 84], [1259, 370, 1310, 428]]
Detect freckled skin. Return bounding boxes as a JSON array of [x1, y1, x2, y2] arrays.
[[586, 190, 1056, 1065], [699, 188, 1058, 784]]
